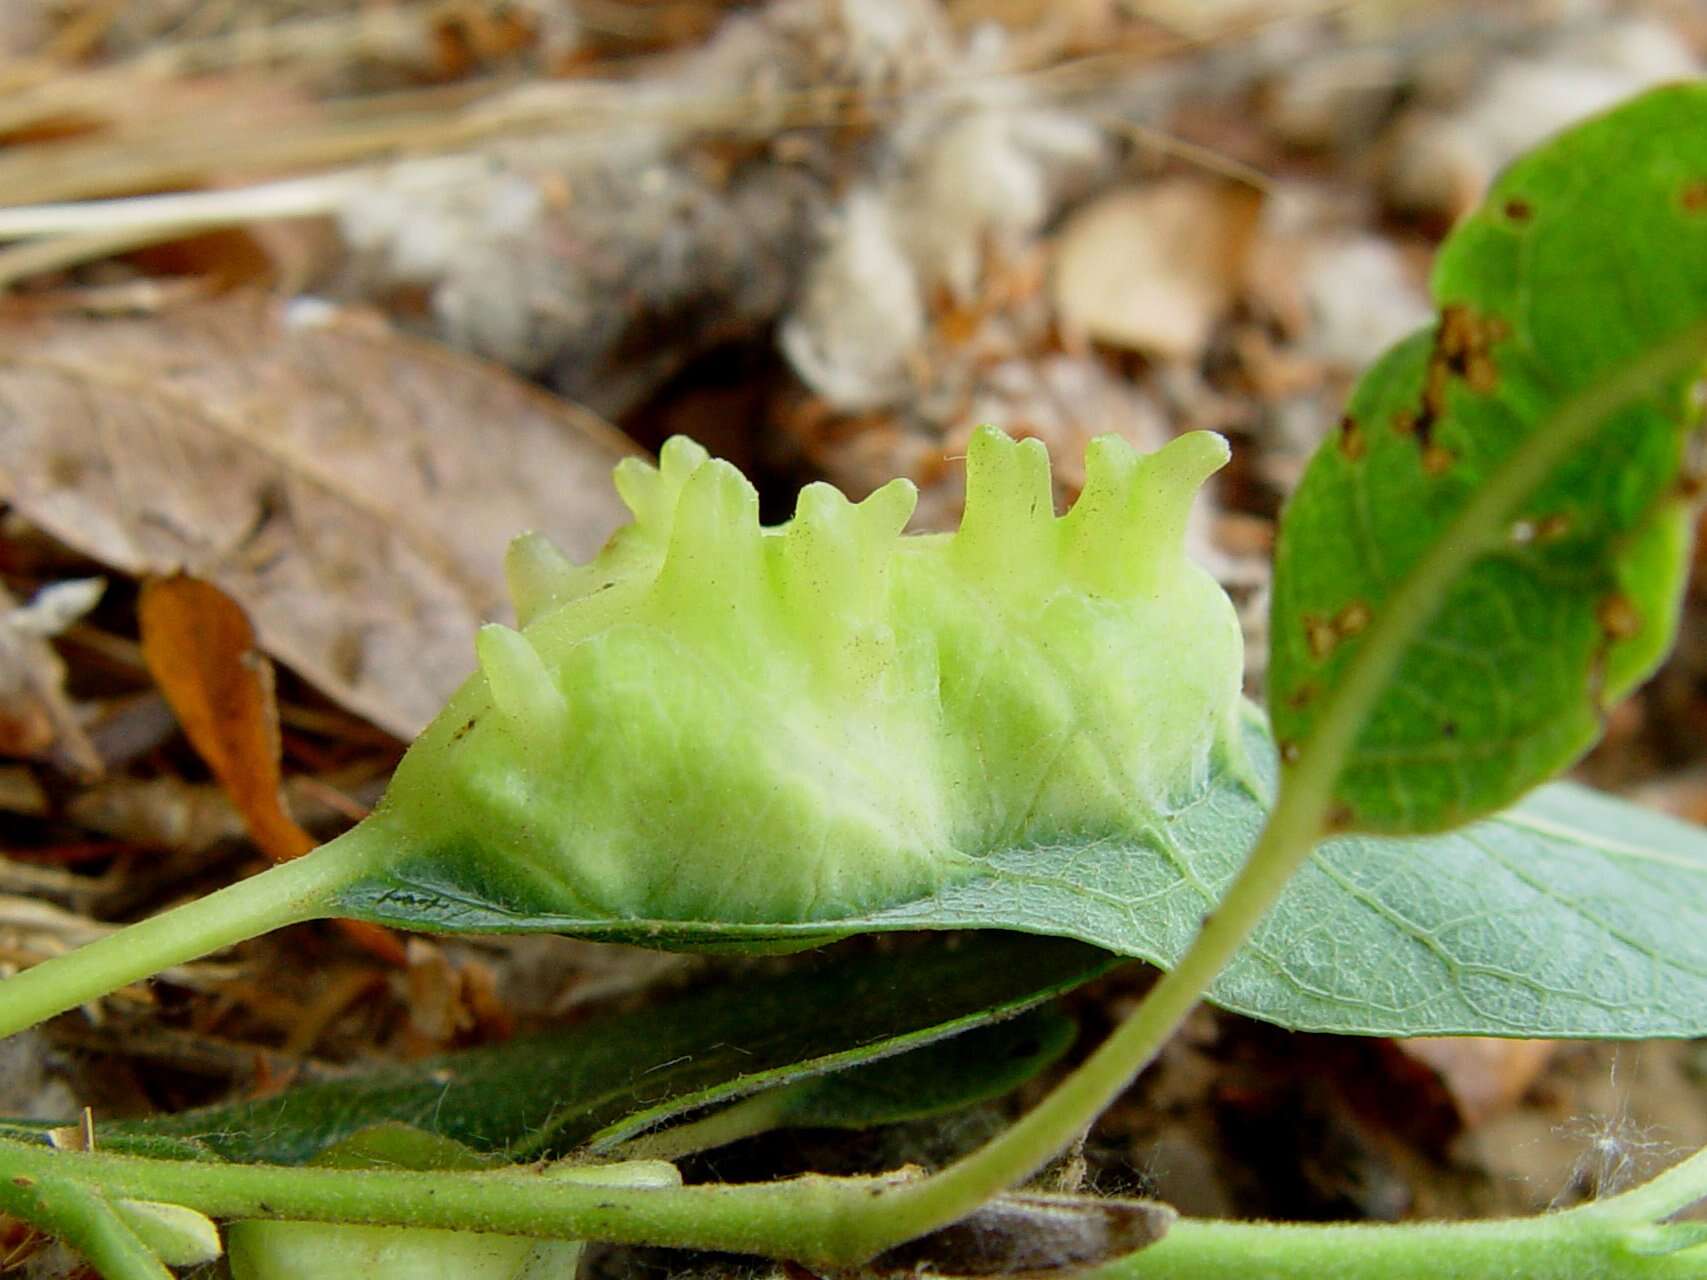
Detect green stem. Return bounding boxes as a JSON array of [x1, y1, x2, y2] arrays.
[[1089, 1210, 1706, 1280], [0, 837, 377, 1039], [0, 1139, 866, 1262], [0, 1175, 173, 1280], [8, 1137, 1705, 1280]]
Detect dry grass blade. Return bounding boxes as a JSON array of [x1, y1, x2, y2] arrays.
[[0, 292, 636, 738]]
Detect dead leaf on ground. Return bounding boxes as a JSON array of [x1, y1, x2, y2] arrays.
[[139, 575, 303, 859], [0, 577, 103, 777], [0, 292, 637, 738], [1396, 1037, 1559, 1128], [139, 573, 406, 966], [1051, 178, 1263, 362]]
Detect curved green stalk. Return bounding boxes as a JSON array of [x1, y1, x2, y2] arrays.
[[0, 1139, 875, 1261], [0, 836, 381, 1039], [1090, 1207, 1707, 1280]]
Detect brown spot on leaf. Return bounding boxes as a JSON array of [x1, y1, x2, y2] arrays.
[[1287, 683, 1317, 710], [1440, 720, 1458, 739], [1305, 601, 1376, 662], [1597, 594, 1641, 641], [1337, 414, 1366, 461], [1408, 304, 1508, 450], [1422, 445, 1456, 476], [1304, 615, 1338, 661], [1683, 180, 1707, 214], [1324, 803, 1355, 832], [1502, 197, 1533, 223], [450, 716, 479, 743], [45, 452, 88, 487], [1280, 740, 1302, 765], [1464, 352, 1499, 395], [1334, 601, 1372, 637], [1536, 513, 1572, 541], [1392, 408, 1419, 438]]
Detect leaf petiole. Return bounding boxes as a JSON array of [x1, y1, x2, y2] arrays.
[[0, 834, 385, 1040]]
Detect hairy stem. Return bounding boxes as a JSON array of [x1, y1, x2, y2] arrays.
[[1090, 1206, 1707, 1280], [0, 1140, 875, 1263]]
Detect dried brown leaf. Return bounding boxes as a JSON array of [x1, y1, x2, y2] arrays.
[[0, 292, 636, 737], [138, 574, 304, 861]]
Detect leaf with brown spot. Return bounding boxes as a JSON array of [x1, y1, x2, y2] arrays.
[[1271, 84, 1707, 832], [0, 292, 637, 738]]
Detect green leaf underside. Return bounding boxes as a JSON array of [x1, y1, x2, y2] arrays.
[[336, 708, 1707, 1039], [1268, 83, 1707, 833], [0, 934, 1107, 1166]]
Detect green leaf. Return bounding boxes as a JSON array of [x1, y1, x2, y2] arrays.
[[0, 934, 1109, 1164], [1267, 83, 1707, 833], [334, 708, 1707, 1039]]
